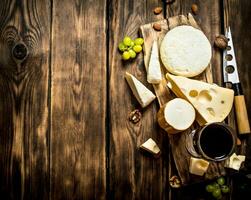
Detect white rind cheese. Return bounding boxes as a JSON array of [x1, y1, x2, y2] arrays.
[[147, 40, 162, 84], [140, 138, 160, 155], [164, 98, 195, 131], [125, 72, 156, 108], [189, 157, 210, 176], [166, 73, 234, 125], [160, 25, 212, 77], [225, 153, 245, 170]]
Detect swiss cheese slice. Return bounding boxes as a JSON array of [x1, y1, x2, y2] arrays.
[[125, 72, 156, 108], [160, 25, 212, 77], [147, 40, 162, 84], [189, 157, 210, 176], [166, 73, 234, 125]]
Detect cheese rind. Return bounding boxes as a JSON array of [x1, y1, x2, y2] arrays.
[[166, 73, 234, 125], [147, 40, 162, 84], [225, 153, 245, 170], [189, 157, 210, 176], [140, 138, 160, 155], [125, 72, 156, 108], [157, 98, 195, 134], [160, 25, 212, 77]]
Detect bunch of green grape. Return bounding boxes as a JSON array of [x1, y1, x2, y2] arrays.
[[118, 36, 144, 60], [205, 177, 230, 199]]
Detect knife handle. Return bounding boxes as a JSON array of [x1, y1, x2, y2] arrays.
[[232, 83, 250, 134]]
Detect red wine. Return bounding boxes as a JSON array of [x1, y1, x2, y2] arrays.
[[199, 124, 234, 160]]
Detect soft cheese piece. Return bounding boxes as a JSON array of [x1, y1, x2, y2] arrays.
[[166, 73, 234, 125], [140, 138, 160, 155], [189, 157, 210, 176], [160, 25, 212, 77], [125, 72, 156, 108], [147, 40, 162, 84], [157, 98, 195, 134], [225, 153, 245, 170]]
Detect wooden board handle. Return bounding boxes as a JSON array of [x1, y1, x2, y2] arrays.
[[234, 95, 250, 134]]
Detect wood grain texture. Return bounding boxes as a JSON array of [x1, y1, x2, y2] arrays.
[[0, 0, 50, 199], [108, 0, 169, 199], [50, 0, 107, 199], [223, 0, 251, 171]]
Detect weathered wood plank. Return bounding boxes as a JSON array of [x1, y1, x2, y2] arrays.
[[0, 0, 51, 199], [108, 0, 169, 199], [223, 1, 251, 199], [50, 0, 107, 199]]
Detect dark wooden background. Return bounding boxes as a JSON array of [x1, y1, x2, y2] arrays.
[[0, 0, 250, 199]]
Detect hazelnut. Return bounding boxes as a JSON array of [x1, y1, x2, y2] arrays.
[[214, 35, 228, 49], [169, 175, 181, 188], [153, 23, 161, 31], [153, 7, 162, 15], [237, 138, 241, 146], [128, 109, 142, 124], [191, 4, 198, 15]]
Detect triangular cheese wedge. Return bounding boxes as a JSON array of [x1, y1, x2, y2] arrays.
[[125, 72, 156, 108], [166, 73, 234, 125], [147, 40, 162, 84]]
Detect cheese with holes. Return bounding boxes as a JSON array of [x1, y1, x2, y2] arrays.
[[140, 138, 160, 155], [166, 73, 234, 125], [189, 157, 210, 176], [225, 153, 245, 170], [147, 40, 162, 84], [125, 72, 156, 108], [160, 25, 212, 77]]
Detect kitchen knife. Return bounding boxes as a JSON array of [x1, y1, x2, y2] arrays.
[[223, 27, 250, 134]]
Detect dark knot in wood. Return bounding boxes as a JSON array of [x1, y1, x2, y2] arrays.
[[12, 42, 28, 61]]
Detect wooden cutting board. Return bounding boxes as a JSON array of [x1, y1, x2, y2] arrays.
[[140, 13, 231, 186]]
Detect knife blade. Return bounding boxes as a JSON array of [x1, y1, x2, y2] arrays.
[[223, 27, 250, 134]]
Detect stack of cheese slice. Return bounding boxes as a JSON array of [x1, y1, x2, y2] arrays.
[[147, 40, 162, 84], [166, 73, 234, 125], [125, 72, 156, 108]]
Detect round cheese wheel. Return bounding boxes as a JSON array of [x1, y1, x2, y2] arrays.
[[164, 98, 195, 131], [160, 25, 212, 77]]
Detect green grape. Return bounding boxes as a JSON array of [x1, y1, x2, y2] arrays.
[[130, 41, 135, 47], [221, 185, 230, 193], [123, 36, 132, 46], [118, 42, 127, 52], [129, 49, 136, 59], [134, 38, 144, 45], [217, 177, 225, 186], [212, 189, 221, 198], [133, 45, 143, 53], [206, 184, 214, 193], [212, 182, 220, 190], [122, 51, 131, 60]]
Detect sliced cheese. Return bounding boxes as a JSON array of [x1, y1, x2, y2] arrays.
[[140, 138, 160, 155], [189, 157, 210, 176], [166, 73, 234, 125], [225, 153, 245, 170], [125, 72, 156, 108], [147, 40, 162, 84], [160, 25, 212, 77]]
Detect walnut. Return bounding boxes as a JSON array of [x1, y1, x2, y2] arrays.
[[169, 175, 181, 188], [128, 109, 142, 124], [214, 35, 228, 49]]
